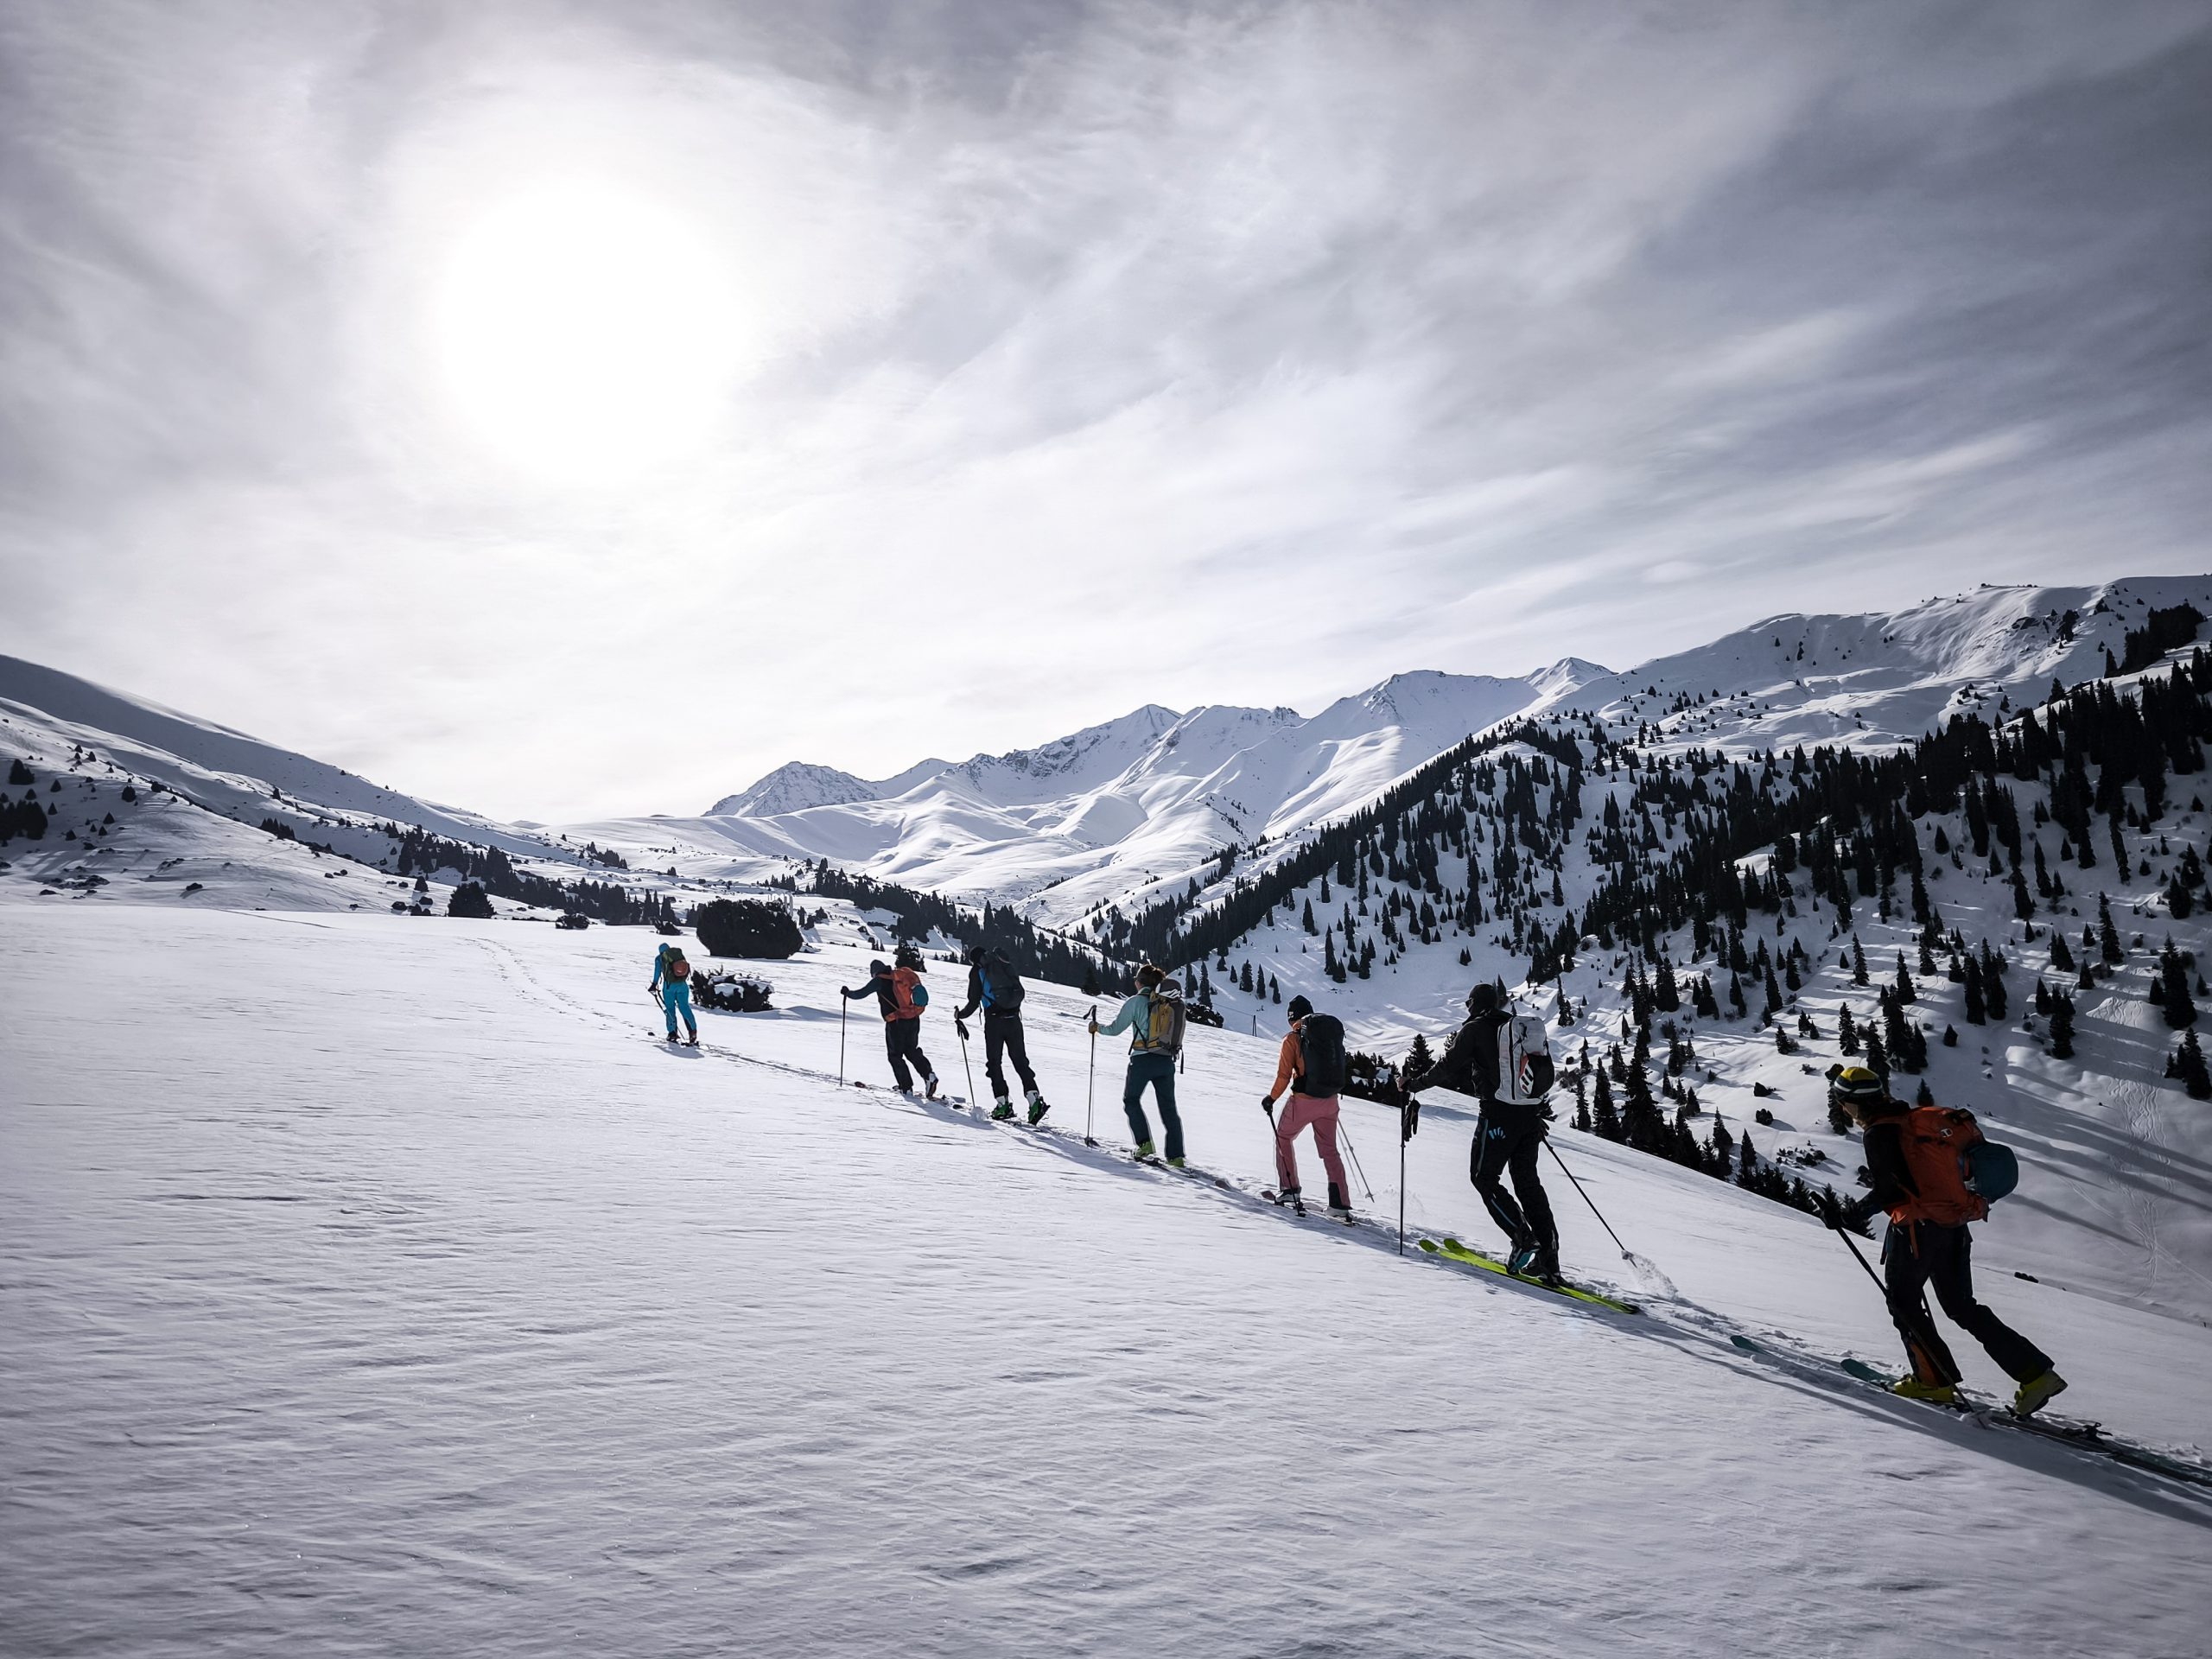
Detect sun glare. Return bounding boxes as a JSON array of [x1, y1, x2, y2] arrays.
[[430, 181, 746, 485]]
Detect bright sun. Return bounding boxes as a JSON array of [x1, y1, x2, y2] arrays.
[[430, 181, 746, 484]]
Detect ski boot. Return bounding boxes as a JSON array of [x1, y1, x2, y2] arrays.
[[2012, 1370, 2068, 1418], [1891, 1376, 1959, 1406], [1026, 1090, 1051, 1127], [990, 1098, 1016, 1122], [684, 1032, 700, 1047], [1272, 1186, 1306, 1217], [1507, 1240, 1541, 1277], [1326, 1182, 1352, 1221], [924, 1075, 941, 1102], [1529, 1243, 1563, 1287], [1166, 1156, 1185, 1169], [1134, 1140, 1157, 1161]]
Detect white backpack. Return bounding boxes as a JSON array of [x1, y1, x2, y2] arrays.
[[1495, 1014, 1555, 1106]]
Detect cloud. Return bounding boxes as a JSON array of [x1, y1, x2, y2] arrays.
[[0, 2, 2207, 819]]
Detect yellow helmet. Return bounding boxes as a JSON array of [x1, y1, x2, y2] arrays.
[[1828, 1065, 1886, 1109]]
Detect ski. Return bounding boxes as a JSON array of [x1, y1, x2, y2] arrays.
[[1417, 1236, 1641, 1314], [1727, 1336, 2212, 1490]]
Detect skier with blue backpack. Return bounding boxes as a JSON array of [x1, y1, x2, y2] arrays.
[[955, 944, 1050, 1124], [841, 943, 940, 1098], [1406, 982, 1560, 1282], [1827, 1066, 2066, 1416], [1089, 963, 1186, 1164]]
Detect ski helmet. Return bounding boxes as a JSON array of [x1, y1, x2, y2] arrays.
[[1828, 1065, 1886, 1111]]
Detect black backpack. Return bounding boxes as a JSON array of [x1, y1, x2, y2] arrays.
[[982, 957, 1026, 1012], [1298, 1014, 1349, 1096]]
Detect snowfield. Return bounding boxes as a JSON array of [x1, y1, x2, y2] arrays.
[[5, 902, 2209, 1658]]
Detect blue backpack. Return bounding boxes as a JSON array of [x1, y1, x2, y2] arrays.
[[1965, 1140, 2019, 1203]]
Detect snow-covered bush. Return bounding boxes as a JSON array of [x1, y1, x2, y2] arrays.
[[693, 969, 773, 1013]]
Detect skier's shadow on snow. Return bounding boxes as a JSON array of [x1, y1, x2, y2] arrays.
[[1643, 1325, 2212, 1532]]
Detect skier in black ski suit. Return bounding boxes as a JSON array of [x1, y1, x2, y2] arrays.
[[1407, 982, 1560, 1281], [954, 945, 1050, 1124]]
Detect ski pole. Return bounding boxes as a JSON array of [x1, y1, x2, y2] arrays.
[[1543, 1138, 1636, 1262], [1833, 1220, 1889, 1297], [1397, 1103, 1408, 1258], [958, 1022, 977, 1111], [1335, 1114, 1376, 1201], [1084, 1006, 1099, 1146], [838, 996, 848, 1086]]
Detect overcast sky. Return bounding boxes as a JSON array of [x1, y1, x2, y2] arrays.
[[2, 2, 2207, 822]]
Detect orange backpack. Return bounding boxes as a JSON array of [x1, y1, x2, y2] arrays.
[[668, 953, 690, 982], [888, 966, 927, 1020], [1893, 1105, 1988, 1225]]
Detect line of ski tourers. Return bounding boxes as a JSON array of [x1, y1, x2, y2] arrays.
[[646, 938, 2069, 1421]]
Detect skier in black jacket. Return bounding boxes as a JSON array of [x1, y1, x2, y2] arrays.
[[954, 945, 1050, 1124], [1408, 982, 1560, 1281]]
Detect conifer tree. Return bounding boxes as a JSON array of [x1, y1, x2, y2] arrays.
[[2050, 931, 2075, 974], [1592, 1067, 1621, 1140], [1851, 935, 1869, 984], [2158, 939, 2197, 1028], [2099, 893, 2124, 965], [1963, 957, 1986, 1024], [1980, 943, 2008, 1020], [2180, 1028, 2211, 1099], [2049, 992, 2075, 1059]]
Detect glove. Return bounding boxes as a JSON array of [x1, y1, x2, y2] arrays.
[[1261, 1094, 1275, 1113], [1401, 1099, 1421, 1142], [956, 1018, 970, 1040]]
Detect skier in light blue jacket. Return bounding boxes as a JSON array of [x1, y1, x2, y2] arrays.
[[1090, 963, 1186, 1165], [650, 943, 698, 1045]]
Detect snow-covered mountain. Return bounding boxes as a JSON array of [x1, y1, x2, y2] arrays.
[[0, 653, 560, 864], [705, 758, 951, 817], [582, 664, 1608, 927]]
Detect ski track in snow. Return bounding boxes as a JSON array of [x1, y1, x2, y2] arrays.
[[4, 906, 2212, 1657]]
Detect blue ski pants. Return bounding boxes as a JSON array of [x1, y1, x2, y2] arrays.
[[662, 980, 695, 1036]]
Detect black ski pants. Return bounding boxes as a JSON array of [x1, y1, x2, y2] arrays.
[[1883, 1218, 2050, 1387], [1471, 1102, 1557, 1255], [982, 1009, 1039, 1101], [883, 1018, 935, 1092]]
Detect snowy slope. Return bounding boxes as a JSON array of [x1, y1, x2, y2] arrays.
[[0, 683, 690, 922], [0, 653, 561, 864], [1576, 577, 2212, 753], [3, 901, 2206, 1657], [580, 664, 1603, 926]]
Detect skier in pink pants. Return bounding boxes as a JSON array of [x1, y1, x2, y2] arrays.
[[1262, 995, 1352, 1218]]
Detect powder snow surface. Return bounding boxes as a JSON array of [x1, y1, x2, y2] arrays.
[[4, 906, 2209, 1657]]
